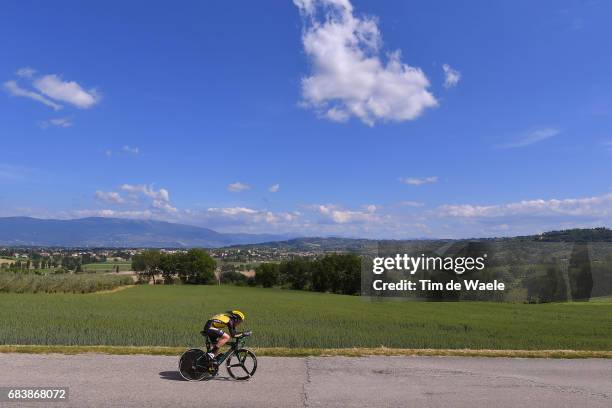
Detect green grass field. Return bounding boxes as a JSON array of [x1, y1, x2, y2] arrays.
[[0, 285, 610, 350], [82, 262, 132, 272]]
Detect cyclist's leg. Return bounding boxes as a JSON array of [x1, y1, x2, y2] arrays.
[[214, 333, 230, 355], [205, 328, 228, 356]]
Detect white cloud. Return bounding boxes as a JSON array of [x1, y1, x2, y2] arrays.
[[33, 74, 99, 109], [437, 193, 612, 218], [120, 184, 170, 202], [95, 191, 125, 204], [122, 145, 140, 155], [152, 200, 178, 213], [498, 128, 560, 149], [400, 176, 438, 186], [442, 64, 460, 88], [294, 0, 437, 125], [3, 80, 62, 110], [16, 67, 36, 78], [268, 183, 280, 193], [74, 209, 154, 219], [313, 203, 379, 224], [206, 207, 299, 225], [208, 207, 258, 216], [227, 182, 251, 192], [94, 184, 177, 214], [105, 150, 113, 157], [40, 117, 73, 128]]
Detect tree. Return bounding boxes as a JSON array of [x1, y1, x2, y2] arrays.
[[131, 250, 162, 284], [160, 253, 179, 284], [177, 249, 216, 284], [313, 254, 361, 295], [220, 270, 247, 285], [279, 258, 311, 290], [568, 243, 593, 301], [255, 263, 279, 288]]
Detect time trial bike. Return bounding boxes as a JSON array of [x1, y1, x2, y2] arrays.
[[178, 331, 257, 381]]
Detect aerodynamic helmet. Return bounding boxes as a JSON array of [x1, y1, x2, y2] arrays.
[[229, 310, 245, 322]]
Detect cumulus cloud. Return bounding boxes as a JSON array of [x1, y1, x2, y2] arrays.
[[152, 200, 178, 213], [95, 184, 179, 214], [498, 128, 560, 149], [400, 176, 438, 186], [268, 184, 280, 193], [40, 117, 73, 128], [94, 190, 125, 204], [294, 0, 437, 125], [4, 69, 100, 114], [313, 203, 379, 224], [3, 80, 62, 110], [33, 74, 99, 109], [437, 193, 612, 218], [442, 63, 460, 88], [207, 207, 299, 225], [227, 182, 251, 192], [121, 184, 170, 202]]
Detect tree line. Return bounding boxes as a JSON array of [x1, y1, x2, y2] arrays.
[[131, 249, 216, 284], [250, 253, 361, 295], [131, 249, 362, 295]]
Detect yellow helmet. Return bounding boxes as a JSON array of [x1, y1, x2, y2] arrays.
[[230, 310, 245, 322]]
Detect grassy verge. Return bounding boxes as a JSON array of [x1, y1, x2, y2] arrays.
[[0, 345, 609, 359]]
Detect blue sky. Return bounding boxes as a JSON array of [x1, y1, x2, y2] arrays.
[[1, 0, 611, 238]]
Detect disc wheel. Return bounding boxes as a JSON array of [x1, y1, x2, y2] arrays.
[[179, 349, 211, 381], [226, 349, 257, 380]]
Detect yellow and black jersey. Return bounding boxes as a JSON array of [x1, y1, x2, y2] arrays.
[[203, 313, 237, 336]]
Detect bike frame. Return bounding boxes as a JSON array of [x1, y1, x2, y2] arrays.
[[194, 334, 249, 370]]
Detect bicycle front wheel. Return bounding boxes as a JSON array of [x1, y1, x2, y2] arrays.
[[226, 348, 257, 380]]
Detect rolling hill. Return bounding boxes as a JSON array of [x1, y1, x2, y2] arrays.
[[0, 217, 293, 248]]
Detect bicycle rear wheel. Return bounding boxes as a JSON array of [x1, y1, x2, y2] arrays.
[[178, 349, 209, 381], [226, 348, 257, 380]]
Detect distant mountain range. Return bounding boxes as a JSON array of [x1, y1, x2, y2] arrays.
[[0, 217, 296, 248], [0, 217, 609, 249]]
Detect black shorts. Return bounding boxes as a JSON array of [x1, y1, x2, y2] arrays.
[[205, 327, 225, 344]]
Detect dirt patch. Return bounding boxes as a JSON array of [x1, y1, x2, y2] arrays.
[[90, 285, 136, 295]]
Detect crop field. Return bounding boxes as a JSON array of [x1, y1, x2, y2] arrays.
[[0, 273, 133, 293], [0, 285, 611, 350], [82, 262, 132, 272]]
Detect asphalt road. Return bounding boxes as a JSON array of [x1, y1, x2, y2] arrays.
[[0, 354, 610, 407]]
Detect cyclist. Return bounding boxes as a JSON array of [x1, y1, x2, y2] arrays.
[[202, 310, 245, 361]]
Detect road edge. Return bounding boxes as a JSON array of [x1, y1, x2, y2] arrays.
[[0, 345, 610, 359]]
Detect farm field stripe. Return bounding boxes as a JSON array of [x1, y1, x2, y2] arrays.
[[0, 345, 610, 359]]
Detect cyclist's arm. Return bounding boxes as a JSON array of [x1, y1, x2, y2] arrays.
[[227, 319, 238, 337]]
